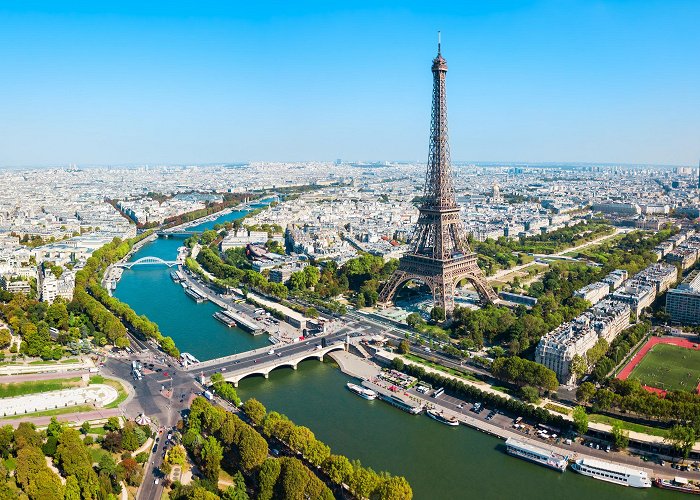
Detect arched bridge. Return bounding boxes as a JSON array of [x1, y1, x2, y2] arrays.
[[200, 342, 346, 387], [117, 256, 179, 269]]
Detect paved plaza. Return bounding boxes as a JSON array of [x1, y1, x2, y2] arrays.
[[0, 384, 118, 417]]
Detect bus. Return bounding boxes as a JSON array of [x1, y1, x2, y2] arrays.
[[432, 388, 445, 398]]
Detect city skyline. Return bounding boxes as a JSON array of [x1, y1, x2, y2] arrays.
[[1, 1, 699, 167]]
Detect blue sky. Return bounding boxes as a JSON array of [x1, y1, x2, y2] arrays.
[[0, 1, 698, 166]]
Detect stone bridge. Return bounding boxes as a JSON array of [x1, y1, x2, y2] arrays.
[[217, 343, 345, 387]]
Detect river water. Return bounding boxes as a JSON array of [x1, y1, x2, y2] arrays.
[[114, 207, 673, 500]]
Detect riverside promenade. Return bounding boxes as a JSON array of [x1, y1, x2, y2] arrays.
[[330, 349, 700, 482]]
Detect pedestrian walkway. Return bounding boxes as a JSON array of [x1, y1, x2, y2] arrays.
[[328, 351, 380, 380]]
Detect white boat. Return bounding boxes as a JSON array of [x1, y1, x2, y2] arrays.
[[504, 438, 568, 472], [570, 458, 651, 488], [346, 382, 377, 400], [426, 408, 459, 426]]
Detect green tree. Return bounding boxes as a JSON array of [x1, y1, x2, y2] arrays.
[[666, 425, 696, 460], [323, 454, 353, 485], [257, 458, 281, 500], [570, 354, 587, 380], [238, 426, 268, 472], [80, 421, 91, 435], [0, 425, 14, 458], [430, 306, 445, 322], [0, 329, 11, 349], [573, 406, 588, 435], [104, 416, 120, 432], [64, 475, 81, 500], [222, 471, 249, 500], [200, 436, 223, 481], [46, 417, 64, 438], [14, 422, 42, 450], [242, 398, 267, 426], [372, 476, 413, 500], [576, 381, 596, 403], [611, 421, 629, 450], [519, 386, 541, 403], [398, 340, 410, 355]]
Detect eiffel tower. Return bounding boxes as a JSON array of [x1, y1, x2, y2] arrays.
[[379, 35, 498, 314]]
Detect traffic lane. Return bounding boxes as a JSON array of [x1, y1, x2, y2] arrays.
[[200, 340, 345, 376], [140, 433, 167, 500], [199, 338, 347, 376]]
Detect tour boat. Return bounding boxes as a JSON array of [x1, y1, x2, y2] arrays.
[[426, 408, 459, 426], [346, 382, 377, 400], [570, 458, 651, 488], [504, 438, 568, 472]]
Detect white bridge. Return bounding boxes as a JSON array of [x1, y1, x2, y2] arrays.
[[215, 343, 346, 387], [118, 256, 179, 269]]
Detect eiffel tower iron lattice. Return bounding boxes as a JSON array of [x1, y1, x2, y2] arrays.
[[378, 37, 498, 314]]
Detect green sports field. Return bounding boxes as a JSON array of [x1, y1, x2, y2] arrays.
[[629, 343, 700, 393]]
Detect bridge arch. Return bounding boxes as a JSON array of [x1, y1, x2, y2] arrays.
[[221, 344, 345, 387], [120, 256, 178, 269]]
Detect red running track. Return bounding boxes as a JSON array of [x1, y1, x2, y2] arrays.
[[616, 336, 700, 395]]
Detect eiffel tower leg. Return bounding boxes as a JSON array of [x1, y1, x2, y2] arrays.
[[432, 275, 456, 316], [378, 270, 410, 308], [467, 273, 499, 304]]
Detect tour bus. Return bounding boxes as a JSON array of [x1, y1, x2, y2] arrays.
[[432, 387, 445, 398]]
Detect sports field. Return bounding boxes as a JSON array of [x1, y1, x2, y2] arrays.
[[629, 343, 700, 393]]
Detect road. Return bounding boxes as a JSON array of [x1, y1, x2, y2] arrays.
[[424, 388, 700, 482], [195, 330, 351, 378], [102, 354, 200, 500]]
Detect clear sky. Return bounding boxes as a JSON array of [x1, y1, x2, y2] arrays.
[[0, 1, 698, 167]]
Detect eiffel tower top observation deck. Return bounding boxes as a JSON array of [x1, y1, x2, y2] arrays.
[[378, 34, 498, 314]]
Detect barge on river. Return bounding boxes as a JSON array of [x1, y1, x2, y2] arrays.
[[653, 477, 700, 495], [213, 310, 237, 327], [183, 285, 207, 303], [360, 380, 422, 414], [504, 438, 568, 472], [346, 382, 377, 400], [426, 408, 459, 426], [570, 458, 651, 488]]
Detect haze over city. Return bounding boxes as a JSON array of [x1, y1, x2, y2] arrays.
[[1, 0, 699, 167]]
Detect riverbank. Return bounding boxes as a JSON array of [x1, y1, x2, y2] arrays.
[[331, 349, 700, 486]]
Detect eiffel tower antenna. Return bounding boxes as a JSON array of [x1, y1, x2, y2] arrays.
[[379, 37, 498, 315]]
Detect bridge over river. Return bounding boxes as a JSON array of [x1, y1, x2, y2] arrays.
[[116, 256, 180, 269], [185, 331, 350, 387]]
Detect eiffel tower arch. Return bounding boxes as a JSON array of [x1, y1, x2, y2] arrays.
[[378, 35, 497, 315]]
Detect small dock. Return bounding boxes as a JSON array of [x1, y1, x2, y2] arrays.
[[218, 309, 263, 335], [361, 380, 423, 414]]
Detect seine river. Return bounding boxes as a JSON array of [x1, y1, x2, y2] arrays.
[[114, 207, 673, 500]]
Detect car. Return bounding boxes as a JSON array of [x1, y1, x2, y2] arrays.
[[154, 479, 160, 485], [268, 349, 275, 355], [155, 368, 162, 372], [221, 367, 227, 371], [164, 372, 169, 377]]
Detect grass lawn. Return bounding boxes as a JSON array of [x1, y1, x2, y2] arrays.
[[589, 413, 668, 438], [629, 343, 700, 392], [90, 376, 128, 409], [544, 403, 571, 415], [0, 377, 81, 398], [60, 358, 81, 364], [89, 447, 112, 464]]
